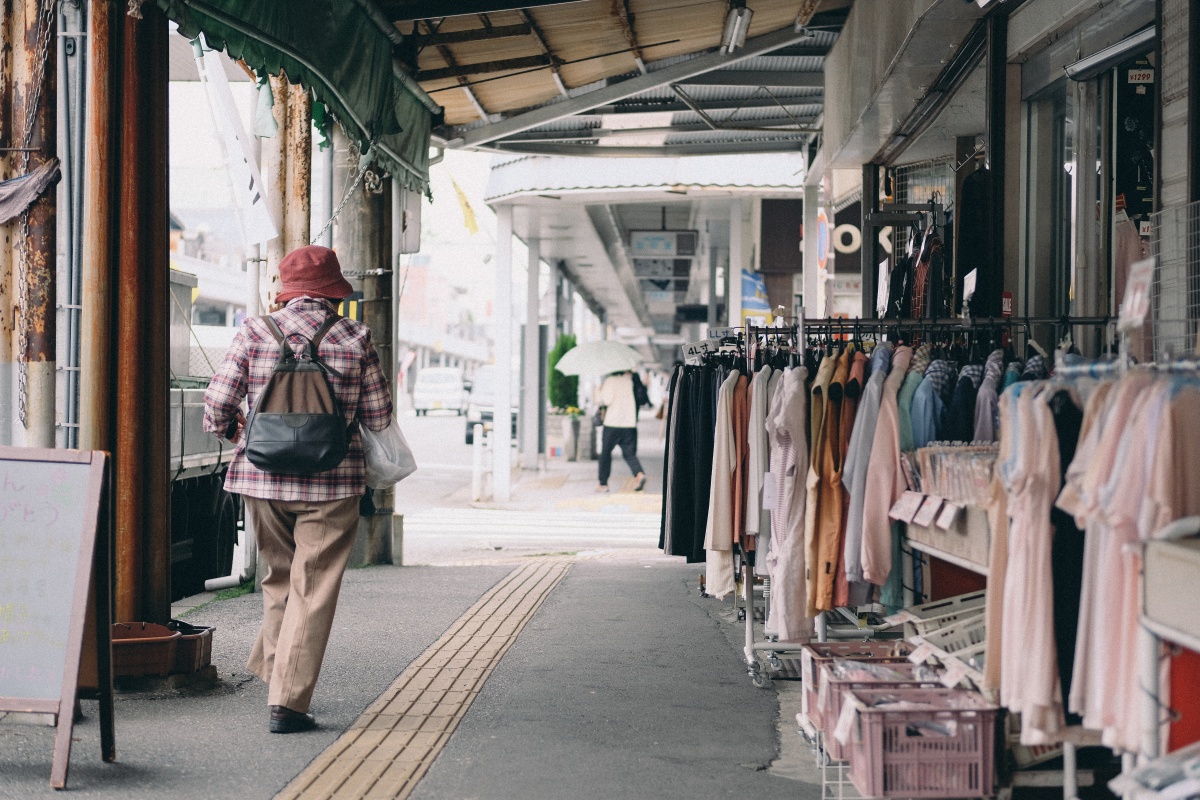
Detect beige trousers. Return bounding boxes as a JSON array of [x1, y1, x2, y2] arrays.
[[244, 495, 359, 713]]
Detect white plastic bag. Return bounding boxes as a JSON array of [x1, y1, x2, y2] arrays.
[[361, 419, 417, 489]]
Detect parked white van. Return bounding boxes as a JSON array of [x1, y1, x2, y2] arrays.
[[412, 367, 466, 416]]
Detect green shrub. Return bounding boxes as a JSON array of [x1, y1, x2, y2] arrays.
[[547, 334, 578, 410]]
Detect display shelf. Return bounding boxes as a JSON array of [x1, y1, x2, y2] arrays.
[[1140, 615, 1200, 655], [907, 538, 990, 577]]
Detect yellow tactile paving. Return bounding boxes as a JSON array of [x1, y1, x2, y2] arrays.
[[276, 559, 572, 800]]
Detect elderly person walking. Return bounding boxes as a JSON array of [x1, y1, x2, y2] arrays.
[[203, 245, 393, 733]]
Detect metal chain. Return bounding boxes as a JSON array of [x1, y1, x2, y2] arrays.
[[15, 0, 57, 428], [310, 132, 378, 246]]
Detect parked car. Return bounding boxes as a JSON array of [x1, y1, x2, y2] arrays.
[[412, 367, 466, 416], [464, 365, 518, 444]]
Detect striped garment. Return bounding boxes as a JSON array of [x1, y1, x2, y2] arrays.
[[202, 297, 393, 501]]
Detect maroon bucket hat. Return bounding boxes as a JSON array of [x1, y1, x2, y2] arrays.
[[276, 245, 354, 304]]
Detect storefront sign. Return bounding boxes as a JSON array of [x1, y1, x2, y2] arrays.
[[816, 209, 830, 271]]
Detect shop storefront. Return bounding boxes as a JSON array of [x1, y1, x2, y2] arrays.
[[660, 1, 1200, 797]]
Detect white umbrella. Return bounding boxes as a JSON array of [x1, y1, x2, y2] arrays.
[[553, 340, 643, 376]]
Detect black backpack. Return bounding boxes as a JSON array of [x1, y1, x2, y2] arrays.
[[243, 314, 352, 474], [631, 372, 651, 408]]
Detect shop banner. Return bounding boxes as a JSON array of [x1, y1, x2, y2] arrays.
[[741, 270, 773, 325]]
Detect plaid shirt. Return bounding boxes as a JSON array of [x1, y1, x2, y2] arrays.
[[203, 298, 393, 501]]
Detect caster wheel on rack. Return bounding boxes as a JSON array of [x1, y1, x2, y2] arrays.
[[768, 654, 783, 671], [749, 669, 771, 689]]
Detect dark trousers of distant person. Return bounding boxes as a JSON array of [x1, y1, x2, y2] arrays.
[[598, 426, 644, 486]]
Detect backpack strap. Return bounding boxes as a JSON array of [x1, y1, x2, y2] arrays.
[[305, 313, 345, 378], [261, 316, 294, 365], [309, 313, 342, 350]]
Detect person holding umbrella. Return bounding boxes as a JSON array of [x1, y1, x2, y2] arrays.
[[595, 369, 648, 492], [551, 340, 647, 492]]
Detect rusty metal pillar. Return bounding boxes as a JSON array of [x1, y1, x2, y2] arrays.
[[115, 4, 170, 623], [14, 0, 56, 447], [263, 77, 312, 305], [80, 0, 119, 453], [331, 125, 393, 566], [0, 0, 16, 446], [283, 83, 311, 253]]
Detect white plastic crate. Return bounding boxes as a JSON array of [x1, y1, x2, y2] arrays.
[[900, 591, 986, 637]]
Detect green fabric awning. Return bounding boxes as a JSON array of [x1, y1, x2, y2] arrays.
[[158, 0, 440, 189]]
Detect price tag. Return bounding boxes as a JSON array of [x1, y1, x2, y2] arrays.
[[913, 496, 944, 528], [709, 327, 737, 340], [1119, 257, 1155, 332], [908, 641, 935, 665], [889, 491, 925, 523], [1128, 68, 1154, 84], [833, 695, 859, 746], [941, 658, 970, 688], [936, 502, 963, 530]]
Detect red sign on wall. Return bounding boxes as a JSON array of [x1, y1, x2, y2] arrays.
[[1001, 291, 1014, 317]]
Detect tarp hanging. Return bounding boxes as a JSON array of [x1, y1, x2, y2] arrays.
[[156, 0, 439, 189], [0, 159, 60, 226]]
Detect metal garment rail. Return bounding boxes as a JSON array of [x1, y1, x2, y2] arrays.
[[734, 315, 1119, 690]]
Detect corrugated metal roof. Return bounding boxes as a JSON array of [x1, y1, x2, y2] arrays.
[[484, 152, 807, 200], [406, 0, 846, 157]]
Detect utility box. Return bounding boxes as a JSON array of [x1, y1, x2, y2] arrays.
[[170, 269, 199, 378]]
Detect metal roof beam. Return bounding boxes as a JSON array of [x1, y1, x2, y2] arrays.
[[678, 70, 822, 88], [594, 94, 824, 114], [412, 22, 531, 46], [487, 140, 810, 157], [420, 19, 491, 121], [451, 22, 814, 148], [505, 116, 819, 140], [418, 54, 552, 81], [518, 9, 569, 96], [382, 0, 587, 20], [767, 43, 832, 57]]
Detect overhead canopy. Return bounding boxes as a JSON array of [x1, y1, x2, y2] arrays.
[[390, 0, 850, 157], [157, 0, 442, 188]]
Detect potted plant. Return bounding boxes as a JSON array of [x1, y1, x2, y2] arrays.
[[547, 335, 580, 459]]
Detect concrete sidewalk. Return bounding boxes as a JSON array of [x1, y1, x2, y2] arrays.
[[0, 416, 822, 799]]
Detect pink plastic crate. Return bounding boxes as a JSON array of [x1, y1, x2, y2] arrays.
[[818, 661, 944, 762], [799, 641, 914, 728], [843, 688, 998, 798]]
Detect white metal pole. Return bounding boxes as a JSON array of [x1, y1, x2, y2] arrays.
[[521, 236, 541, 469], [472, 423, 485, 501], [728, 198, 744, 327], [493, 205, 514, 502], [803, 184, 820, 318]]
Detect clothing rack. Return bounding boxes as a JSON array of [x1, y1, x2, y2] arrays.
[[734, 315, 1120, 693]]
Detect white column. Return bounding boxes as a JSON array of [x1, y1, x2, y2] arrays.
[[803, 184, 820, 318], [728, 198, 744, 327], [493, 205, 514, 501], [521, 237, 541, 469]]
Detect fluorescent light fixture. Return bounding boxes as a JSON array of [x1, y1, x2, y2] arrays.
[[1064, 27, 1155, 82], [721, 6, 753, 55]]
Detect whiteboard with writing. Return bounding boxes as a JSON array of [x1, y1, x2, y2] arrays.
[[0, 458, 94, 700]]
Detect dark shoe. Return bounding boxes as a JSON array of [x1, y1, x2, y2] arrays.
[[634, 473, 646, 492], [269, 705, 317, 734]]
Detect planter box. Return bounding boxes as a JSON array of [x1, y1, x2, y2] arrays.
[[112, 622, 180, 678], [167, 620, 214, 675]]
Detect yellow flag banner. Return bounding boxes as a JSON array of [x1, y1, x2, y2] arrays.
[[450, 176, 479, 236]]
